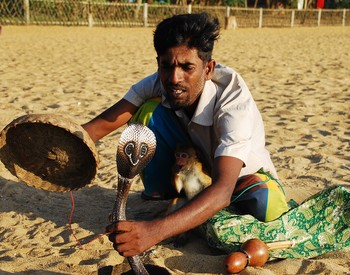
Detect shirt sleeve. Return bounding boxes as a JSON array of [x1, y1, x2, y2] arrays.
[[123, 72, 162, 107]]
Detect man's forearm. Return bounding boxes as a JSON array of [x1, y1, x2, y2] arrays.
[[155, 156, 243, 242], [82, 99, 138, 142], [155, 181, 233, 241]]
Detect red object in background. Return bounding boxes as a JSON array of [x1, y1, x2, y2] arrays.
[[317, 0, 324, 8]]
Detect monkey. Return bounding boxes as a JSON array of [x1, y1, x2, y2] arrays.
[[172, 144, 211, 200], [166, 144, 212, 247]]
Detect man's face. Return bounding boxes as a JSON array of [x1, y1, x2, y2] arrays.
[[157, 45, 213, 111]]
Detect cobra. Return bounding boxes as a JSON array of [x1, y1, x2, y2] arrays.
[[110, 122, 157, 275]]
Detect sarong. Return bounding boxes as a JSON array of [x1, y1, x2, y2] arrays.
[[199, 185, 350, 259]]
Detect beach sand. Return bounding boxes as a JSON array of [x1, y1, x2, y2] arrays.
[[0, 25, 349, 274]]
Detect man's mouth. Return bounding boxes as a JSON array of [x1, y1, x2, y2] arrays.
[[167, 86, 186, 98], [173, 89, 184, 98]]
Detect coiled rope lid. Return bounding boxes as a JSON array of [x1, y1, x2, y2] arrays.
[[0, 114, 99, 192]]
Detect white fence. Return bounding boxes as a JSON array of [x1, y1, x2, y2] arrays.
[[0, 0, 349, 28]]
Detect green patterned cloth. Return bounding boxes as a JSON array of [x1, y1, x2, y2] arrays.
[[199, 186, 350, 259]]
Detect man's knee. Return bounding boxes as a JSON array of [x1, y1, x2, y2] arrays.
[[232, 170, 289, 222]]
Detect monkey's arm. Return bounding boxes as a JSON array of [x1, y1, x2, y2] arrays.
[[173, 173, 184, 194], [196, 164, 212, 188]]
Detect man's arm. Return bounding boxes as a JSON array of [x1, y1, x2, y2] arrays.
[[108, 156, 243, 257], [82, 99, 138, 142]]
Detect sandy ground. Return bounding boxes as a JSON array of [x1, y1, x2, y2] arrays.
[[0, 25, 349, 274]]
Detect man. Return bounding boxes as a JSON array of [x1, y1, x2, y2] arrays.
[[83, 13, 289, 257]]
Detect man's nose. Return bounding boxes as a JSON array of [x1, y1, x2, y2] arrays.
[[168, 67, 183, 84]]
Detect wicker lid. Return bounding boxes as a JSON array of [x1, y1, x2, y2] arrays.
[[0, 114, 99, 192]]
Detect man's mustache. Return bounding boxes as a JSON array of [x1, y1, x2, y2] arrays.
[[166, 84, 187, 91]]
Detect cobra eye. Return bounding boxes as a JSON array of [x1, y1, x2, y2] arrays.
[[124, 142, 135, 155], [139, 143, 148, 158]]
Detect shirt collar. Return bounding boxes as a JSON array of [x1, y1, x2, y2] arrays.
[[161, 80, 216, 126], [191, 80, 216, 126], [161, 80, 217, 126]]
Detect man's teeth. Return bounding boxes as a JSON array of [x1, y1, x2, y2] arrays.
[[174, 90, 182, 95]]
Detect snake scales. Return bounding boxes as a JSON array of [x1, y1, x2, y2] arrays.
[[110, 123, 157, 275]]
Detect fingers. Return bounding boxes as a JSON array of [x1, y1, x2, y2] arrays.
[[113, 242, 141, 257], [108, 230, 132, 246], [107, 229, 130, 256], [105, 221, 130, 234], [105, 223, 115, 234], [106, 221, 131, 246], [109, 232, 143, 257], [105, 221, 143, 257]]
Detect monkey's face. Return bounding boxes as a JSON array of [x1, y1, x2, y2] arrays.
[[175, 151, 189, 169]]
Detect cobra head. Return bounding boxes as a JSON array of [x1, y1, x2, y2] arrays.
[[116, 123, 156, 179]]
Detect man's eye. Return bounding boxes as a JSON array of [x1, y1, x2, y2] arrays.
[[160, 64, 171, 71], [182, 65, 194, 71]]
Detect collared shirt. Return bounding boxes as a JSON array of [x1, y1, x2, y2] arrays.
[[123, 64, 277, 178]]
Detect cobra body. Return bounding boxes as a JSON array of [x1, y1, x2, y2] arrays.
[[110, 123, 156, 275]]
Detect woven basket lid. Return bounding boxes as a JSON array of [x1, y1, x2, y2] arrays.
[[0, 114, 99, 192]]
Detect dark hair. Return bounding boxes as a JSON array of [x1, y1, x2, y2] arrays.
[[153, 13, 220, 63]]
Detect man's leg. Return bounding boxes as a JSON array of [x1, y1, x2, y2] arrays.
[[131, 98, 190, 199], [200, 186, 350, 258], [231, 169, 289, 222]]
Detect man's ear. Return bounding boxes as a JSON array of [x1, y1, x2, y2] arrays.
[[205, 59, 216, 80]]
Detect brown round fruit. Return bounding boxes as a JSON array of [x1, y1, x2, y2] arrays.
[[240, 238, 269, 267], [225, 251, 248, 274]]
